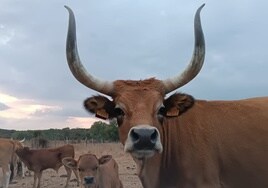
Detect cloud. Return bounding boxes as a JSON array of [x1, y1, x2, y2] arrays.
[[0, 91, 101, 130], [0, 0, 267, 130], [0, 92, 60, 119], [66, 116, 107, 129], [0, 102, 9, 111], [0, 24, 15, 46]]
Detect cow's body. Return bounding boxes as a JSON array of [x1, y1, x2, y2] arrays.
[[64, 4, 268, 188], [62, 154, 123, 188], [16, 144, 79, 188], [135, 96, 268, 188], [0, 138, 24, 188]]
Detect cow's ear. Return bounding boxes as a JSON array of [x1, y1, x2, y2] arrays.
[[62, 157, 77, 169], [164, 93, 195, 117], [84, 95, 115, 120], [99, 155, 112, 165]]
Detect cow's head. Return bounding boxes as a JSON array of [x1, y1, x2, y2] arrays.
[[13, 138, 25, 151], [62, 154, 112, 188], [65, 4, 205, 159]]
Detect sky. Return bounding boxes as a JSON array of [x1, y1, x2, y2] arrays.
[[0, 0, 267, 130]]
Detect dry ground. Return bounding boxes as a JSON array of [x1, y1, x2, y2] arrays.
[[1, 142, 143, 188]]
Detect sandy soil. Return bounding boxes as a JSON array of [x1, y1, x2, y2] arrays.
[[1, 142, 143, 188]]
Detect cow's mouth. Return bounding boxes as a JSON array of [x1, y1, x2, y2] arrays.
[[127, 148, 162, 160], [84, 183, 95, 188]]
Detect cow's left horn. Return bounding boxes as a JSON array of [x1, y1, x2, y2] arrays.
[[162, 4, 206, 94], [65, 6, 114, 96]]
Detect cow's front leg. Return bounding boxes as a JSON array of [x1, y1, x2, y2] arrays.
[[2, 164, 11, 188], [72, 168, 80, 187], [33, 172, 37, 188], [64, 166, 72, 188], [36, 171, 42, 188]]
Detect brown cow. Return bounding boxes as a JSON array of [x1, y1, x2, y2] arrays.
[[15, 144, 79, 188], [11, 138, 26, 179], [64, 4, 268, 188], [0, 138, 24, 188], [62, 154, 123, 188]]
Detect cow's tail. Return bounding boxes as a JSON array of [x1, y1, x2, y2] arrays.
[[9, 162, 15, 182]]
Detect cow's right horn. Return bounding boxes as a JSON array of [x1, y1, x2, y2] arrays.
[[65, 6, 114, 96]]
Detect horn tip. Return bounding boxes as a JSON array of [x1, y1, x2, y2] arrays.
[[199, 3, 205, 10], [64, 5, 71, 12]]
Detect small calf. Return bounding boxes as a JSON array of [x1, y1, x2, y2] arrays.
[[62, 154, 123, 188], [16, 144, 79, 188]]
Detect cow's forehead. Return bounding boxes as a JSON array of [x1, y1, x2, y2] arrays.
[[78, 154, 98, 167], [113, 78, 165, 93], [113, 78, 165, 105]]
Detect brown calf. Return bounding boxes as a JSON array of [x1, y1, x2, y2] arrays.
[[16, 144, 79, 188], [62, 154, 123, 188]]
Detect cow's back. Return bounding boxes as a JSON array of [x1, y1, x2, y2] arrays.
[[39, 144, 74, 171], [56, 144, 75, 159]]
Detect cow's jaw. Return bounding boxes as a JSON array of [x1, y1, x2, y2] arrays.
[[124, 125, 163, 159], [83, 182, 96, 188]]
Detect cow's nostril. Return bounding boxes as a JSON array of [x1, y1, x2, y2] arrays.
[[151, 130, 157, 143], [131, 129, 140, 143]]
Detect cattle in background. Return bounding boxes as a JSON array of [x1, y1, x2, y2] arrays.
[[0, 138, 24, 188], [15, 144, 79, 188], [64, 4, 268, 188], [0, 139, 15, 188], [62, 154, 123, 188], [11, 138, 26, 179]]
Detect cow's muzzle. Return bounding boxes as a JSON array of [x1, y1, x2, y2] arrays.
[[84, 176, 95, 187], [124, 125, 163, 159]]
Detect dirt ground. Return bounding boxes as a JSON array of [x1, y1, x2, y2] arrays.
[[1, 142, 143, 188]]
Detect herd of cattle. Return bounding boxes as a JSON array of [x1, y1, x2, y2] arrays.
[[0, 138, 123, 188]]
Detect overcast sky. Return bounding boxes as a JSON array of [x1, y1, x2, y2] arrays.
[[0, 0, 267, 130]]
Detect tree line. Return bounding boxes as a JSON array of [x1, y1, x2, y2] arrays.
[[0, 120, 119, 142]]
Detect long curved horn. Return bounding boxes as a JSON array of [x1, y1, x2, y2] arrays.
[[163, 4, 206, 94], [65, 6, 114, 96]]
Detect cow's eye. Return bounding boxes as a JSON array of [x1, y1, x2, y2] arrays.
[[157, 106, 166, 116], [157, 106, 166, 123], [114, 107, 125, 126], [114, 107, 125, 117], [93, 166, 98, 171]]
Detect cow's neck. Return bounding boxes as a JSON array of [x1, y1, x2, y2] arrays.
[[134, 155, 161, 188], [137, 116, 208, 188]]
